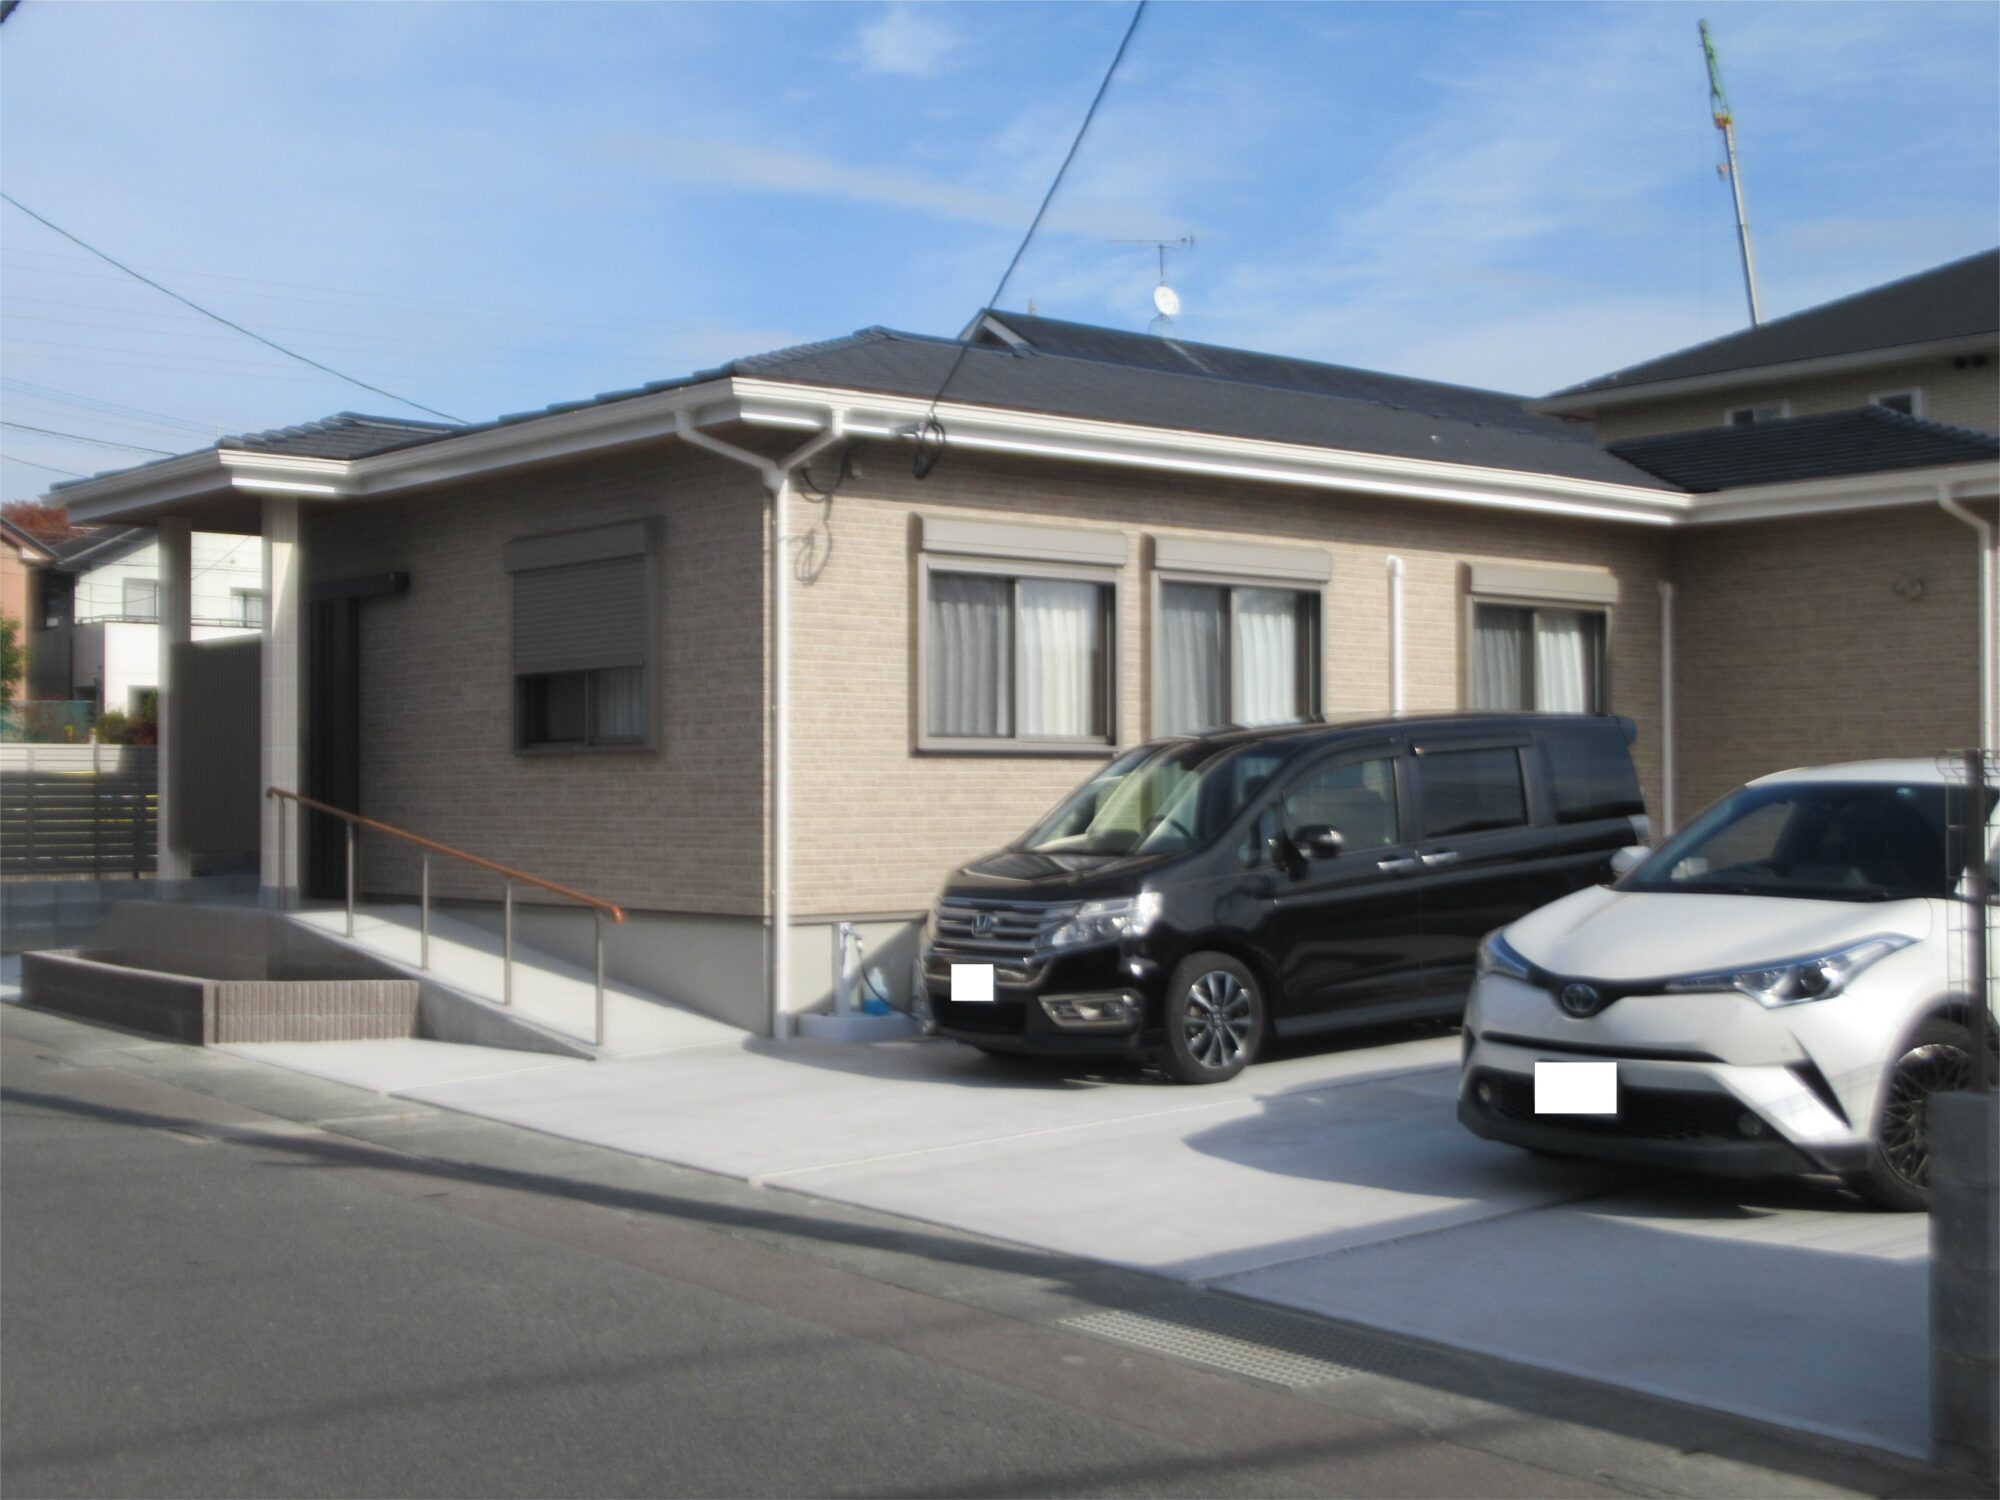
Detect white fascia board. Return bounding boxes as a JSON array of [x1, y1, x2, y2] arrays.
[[1684, 461, 2000, 526], [731, 379, 1690, 526], [346, 381, 738, 495], [1534, 333, 1998, 416]]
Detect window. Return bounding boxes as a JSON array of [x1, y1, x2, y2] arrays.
[[1159, 582, 1320, 735], [122, 577, 159, 621], [1541, 725, 1644, 824], [925, 569, 1113, 744], [518, 665, 645, 747], [506, 520, 658, 751], [1283, 757, 1400, 849], [1725, 402, 1789, 427], [1871, 388, 1923, 418], [1419, 748, 1529, 838], [233, 589, 265, 628], [1472, 604, 1605, 712]]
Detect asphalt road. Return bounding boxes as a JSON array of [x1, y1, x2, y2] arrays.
[[0, 1000, 1976, 1499]]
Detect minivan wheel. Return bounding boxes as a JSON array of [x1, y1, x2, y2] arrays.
[[1161, 952, 1265, 1085], [1845, 1018, 1977, 1212]]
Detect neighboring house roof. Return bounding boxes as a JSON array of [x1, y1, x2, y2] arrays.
[[1544, 249, 2000, 407], [0, 517, 56, 564], [1608, 407, 2000, 493], [46, 525, 147, 573], [965, 309, 1569, 438], [219, 412, 461, 460]]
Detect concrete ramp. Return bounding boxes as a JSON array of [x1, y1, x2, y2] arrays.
[[284, 904, 745, 1059]]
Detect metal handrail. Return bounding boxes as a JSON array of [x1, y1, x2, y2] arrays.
[[265, 785, 624, 1047]]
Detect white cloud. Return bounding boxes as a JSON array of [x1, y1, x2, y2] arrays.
[[610, 133, 1195, 242], [853, 5, 963, 78]]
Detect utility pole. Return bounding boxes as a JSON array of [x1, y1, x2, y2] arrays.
[[1701, 19, 1764, 326]]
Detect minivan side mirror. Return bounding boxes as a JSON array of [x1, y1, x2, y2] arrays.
[[1294, 824, 1346, 861], [1609, 844, 1649, 878]]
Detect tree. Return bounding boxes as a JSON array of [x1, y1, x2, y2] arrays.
[[0, 501, 76, 542], [0, 611, 22, 708]]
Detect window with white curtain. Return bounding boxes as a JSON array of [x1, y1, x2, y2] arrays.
[[1471, 603, 1605, 712], [1158, 582, 1319, 735], [924, 566, 1113, 746]]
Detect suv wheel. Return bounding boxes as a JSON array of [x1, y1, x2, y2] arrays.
[[1846, 1017, 1977, 1212], [1161, 952, 1265, 1085]]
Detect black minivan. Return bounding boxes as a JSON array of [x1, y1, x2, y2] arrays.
[[920, 713, 1648, 1083]]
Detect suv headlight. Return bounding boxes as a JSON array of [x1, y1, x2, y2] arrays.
[[1477, 929, 1533, 981], [1042, 892, 1162, 951], [1662, 935, 1914, 1007]]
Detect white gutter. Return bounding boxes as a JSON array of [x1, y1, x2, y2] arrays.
[[1386, 556, 1406, 712], [673, 407, 846, 1040], [1658, 580, 1676, 833], [1684, 462, 2000, 526], [1940, 487, 1996, 750]]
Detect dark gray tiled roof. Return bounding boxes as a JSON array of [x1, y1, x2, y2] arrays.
[[1551, 249, 2000, 401], [973, 309, 1570, 437], [220, 412, 460, 459], [78, 326, 1668, 490], [715, 328, 1675, 488], [1608, 407, 2000, 493]]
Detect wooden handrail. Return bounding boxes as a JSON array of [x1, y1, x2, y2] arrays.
[[264, 786, 625, 923]]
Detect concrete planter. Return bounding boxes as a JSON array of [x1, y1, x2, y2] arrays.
[[1931, 1088, 1999, 1481], [21, 949, 420, 1045]]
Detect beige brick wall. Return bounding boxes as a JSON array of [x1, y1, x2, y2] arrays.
[[1670, 506, 1980, 817], [1592, 354, 1999, 443], [305, 441, 770, 917], [786, 450, 1670, 917]]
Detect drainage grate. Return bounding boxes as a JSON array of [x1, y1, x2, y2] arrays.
[[1060, 1297, 1414, 1390]]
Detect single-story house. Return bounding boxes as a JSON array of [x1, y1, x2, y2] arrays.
[[45, 251, 2000, 1036]]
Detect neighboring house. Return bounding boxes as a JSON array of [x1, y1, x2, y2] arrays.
[[1537, 248, 1998, 441], [1538, 249, 2000, 813], [1, 517, 56, 699], [29, 526, 264, 713], [46, 255, 2000, 1040]]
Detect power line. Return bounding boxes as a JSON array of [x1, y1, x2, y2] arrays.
[[0, 193, 467, 424], [915, 0, 1148, 479], [2, 454, 87, 479], [0, 377, 215, 437], [0, 420, 175, 455]]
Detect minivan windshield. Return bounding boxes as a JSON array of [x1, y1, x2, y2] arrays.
[[1024, 742, 1288, 858], [1621, 781, 1960, 902]]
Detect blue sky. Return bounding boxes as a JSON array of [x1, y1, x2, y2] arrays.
[[2, 1, 1995, 502]]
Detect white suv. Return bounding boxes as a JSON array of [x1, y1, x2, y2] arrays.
[[1459, 759, 1993, 1209]]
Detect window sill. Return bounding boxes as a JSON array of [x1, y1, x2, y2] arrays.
[[514, 741, 658, 757], [915, 738, 1119, 759]]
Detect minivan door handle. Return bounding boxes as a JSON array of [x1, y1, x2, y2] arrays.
[[1377, 856, 1422, 875], [1419, 849, 1460, 867]]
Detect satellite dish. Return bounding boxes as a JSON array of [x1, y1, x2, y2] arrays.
[[1153, 284, 1182, 319]]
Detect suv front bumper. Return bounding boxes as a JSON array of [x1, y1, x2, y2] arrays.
[[920, 942, 1164, 1057]]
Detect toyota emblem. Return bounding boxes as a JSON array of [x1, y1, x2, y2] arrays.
[[1557, 982, 1603, 1017], [971, 911, 996, 937]]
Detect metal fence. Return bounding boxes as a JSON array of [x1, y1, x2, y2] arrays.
[[0, 743, 157, 879]]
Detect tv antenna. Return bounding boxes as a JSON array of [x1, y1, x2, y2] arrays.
[[1116, 234, 1193, 332], [1700, 19, 1763, 326]]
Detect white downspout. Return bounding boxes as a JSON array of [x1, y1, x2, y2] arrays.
[[1940, 488, 1996, 750], [1658, 580, 1675, 835], [1386, 556, 1405, 713], [675, 408, 846, 1040]]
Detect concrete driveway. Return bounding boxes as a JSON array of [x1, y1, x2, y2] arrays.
[[206, 1019, 1931, 1462]]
